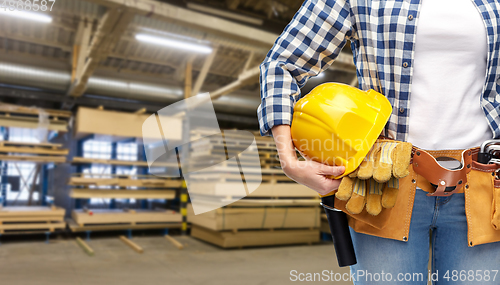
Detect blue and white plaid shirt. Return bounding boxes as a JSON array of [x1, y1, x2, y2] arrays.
[[258, 0, 500, 141]]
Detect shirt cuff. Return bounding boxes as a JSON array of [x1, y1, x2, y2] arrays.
[[257, 95, 295, 137]]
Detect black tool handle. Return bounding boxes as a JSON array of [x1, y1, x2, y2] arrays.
[[477, 153, 491, 164], [321, 195, 357, 267]]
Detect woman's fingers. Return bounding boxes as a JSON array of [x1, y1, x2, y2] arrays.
[[281, 159, 344, 195], [315, 177, 342, 196], [318, 164, 345, 177]]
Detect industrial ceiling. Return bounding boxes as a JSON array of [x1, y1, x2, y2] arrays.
[[0, 0, 356, 125]]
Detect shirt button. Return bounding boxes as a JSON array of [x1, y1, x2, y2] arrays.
[[408, 15, 414, 21], [399, 108, 405, 114], [403, 62, 409, 68]]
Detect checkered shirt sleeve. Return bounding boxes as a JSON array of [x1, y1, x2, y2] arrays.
[[257, 0, 354, 136]]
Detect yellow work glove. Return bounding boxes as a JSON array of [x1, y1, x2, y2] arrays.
[[336, 140, 412, 216]]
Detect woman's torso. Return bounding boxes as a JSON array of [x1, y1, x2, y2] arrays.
[[346, 0, 500, 144]]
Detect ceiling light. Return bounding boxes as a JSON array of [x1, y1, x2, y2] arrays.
[[186, 2, 263, 26], [136, 34, 213, 54], [0, 10, 52, 23], [139, 28, 212, 45]]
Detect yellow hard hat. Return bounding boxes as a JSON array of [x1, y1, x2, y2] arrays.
[[291, 83, 392, 179]]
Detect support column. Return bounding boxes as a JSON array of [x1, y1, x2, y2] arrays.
[[0, 127, 8, 207], [109, 142, 117, 209]]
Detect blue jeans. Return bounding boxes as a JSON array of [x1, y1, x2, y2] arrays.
[[349, 189, 500, 284]]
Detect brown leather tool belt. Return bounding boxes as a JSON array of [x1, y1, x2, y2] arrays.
[[335, 144, 500, 246]]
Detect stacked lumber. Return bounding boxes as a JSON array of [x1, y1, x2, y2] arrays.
[[68, 106, 183, 233], [68, 155, 183, 232], [189, 203, 320, 248], [186, 130, 315, 198], [0, 103, 71, 132], [188, 200, 320, 231], [0, 108, 69, 235], [74, 107, 182, 141], [71, 209, 182, 227], [187, 130, 321, 248], [68, 173, 180, 200], [0, 141, 68, 163], [0, 206, 65, 234]]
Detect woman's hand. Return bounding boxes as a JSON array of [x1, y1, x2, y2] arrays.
[[271, 125, 345, 196]]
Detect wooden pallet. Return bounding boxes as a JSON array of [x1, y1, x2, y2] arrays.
[[0, 206, 66, 234], [69, 189, 176, 199], [72, 209, 182, 226], [67, 219, 183, 232], [187, 204, 320, 231], [190, 225, 320, 248]]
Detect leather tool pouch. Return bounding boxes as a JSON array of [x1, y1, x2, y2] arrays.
[[465, 151, 500, 246], [334, 169, 418, 242]]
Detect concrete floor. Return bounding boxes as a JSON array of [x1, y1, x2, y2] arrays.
[[0, 235, 352, 285]]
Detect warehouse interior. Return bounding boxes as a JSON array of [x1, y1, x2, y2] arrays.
[[0, 1, 358, 284]]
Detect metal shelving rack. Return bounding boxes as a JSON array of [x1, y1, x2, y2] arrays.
[[0, 126, 68, 241], [67, 110, 184, 240]]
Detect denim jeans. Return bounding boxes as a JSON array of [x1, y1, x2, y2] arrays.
[[349, 189, 500, 284]]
